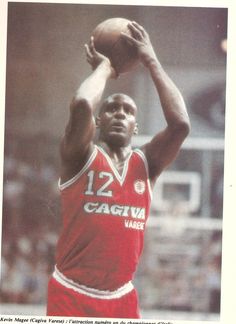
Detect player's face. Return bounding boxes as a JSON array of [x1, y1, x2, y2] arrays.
[[97, 94, 138, 147]]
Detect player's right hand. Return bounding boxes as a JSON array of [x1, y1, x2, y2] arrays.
[[85, 37, 117, 78]]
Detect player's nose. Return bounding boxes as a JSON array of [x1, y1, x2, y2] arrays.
[[114, 105, 126, 119]]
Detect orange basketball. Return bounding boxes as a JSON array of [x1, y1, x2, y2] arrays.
[[91, 18, 139, 74]]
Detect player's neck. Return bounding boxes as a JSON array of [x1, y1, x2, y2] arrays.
[[97, 141, 132, 162]]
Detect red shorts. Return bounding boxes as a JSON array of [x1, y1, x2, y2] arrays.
[[47, 276, 140, 318]]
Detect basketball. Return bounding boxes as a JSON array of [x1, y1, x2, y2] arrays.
[[91, 18, 139, 74]]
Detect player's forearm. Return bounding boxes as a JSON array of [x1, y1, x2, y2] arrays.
[[72, 61, 112, 112], [147, 58, 190, 132]]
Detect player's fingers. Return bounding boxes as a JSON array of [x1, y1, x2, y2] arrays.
[[89, 36, 97, 53], [84, 43, 93, 58], [120, 32, 138, 46], [127, 22, 143, 40], [131, 21, 146, 36]]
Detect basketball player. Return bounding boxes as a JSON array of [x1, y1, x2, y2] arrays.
[[47, 21, 190, 318]]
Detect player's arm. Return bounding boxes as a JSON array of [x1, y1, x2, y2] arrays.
[[60, 37, 115, 182], [121, 22, 190, 185]]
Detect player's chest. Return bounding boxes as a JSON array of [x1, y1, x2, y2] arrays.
[[81, 154, 147, 201]]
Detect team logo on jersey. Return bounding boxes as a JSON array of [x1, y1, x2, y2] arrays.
[[134, 180, 146, 194]]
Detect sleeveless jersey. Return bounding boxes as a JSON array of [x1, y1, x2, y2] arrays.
[[56, 145, 152, 291]]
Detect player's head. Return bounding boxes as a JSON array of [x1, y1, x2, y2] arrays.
[[96, 93, 138, 147]]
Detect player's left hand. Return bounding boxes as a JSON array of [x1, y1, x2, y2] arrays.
[[120, 21, 157, 67], [85, 36, 117, 78]]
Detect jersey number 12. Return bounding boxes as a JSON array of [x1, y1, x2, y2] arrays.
[[85, 170, 114, 197]]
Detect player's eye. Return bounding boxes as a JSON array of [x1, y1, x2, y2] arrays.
[[107, 104, 118, 112], [125, 106, 134, 115], [106, 105, 115, 113]]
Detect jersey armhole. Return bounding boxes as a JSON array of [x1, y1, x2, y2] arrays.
[[133, 148, 153, 200], [58, 145, 98, 191]]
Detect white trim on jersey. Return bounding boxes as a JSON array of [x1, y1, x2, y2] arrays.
[[58, 146, 98, 191], [133, 148, 153, 200], [58, 145, 152, 198], [53, 266, 134, 300], [97, 145, 133, 185]]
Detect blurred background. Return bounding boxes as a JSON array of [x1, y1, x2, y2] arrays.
[[1, 2, 227, 321]]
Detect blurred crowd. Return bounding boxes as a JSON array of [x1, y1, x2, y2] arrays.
[[137, 227, 222, 313], [1, 136, 60, 304]]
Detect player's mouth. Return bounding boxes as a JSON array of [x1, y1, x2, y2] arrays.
[[110, 121, 126, 131]]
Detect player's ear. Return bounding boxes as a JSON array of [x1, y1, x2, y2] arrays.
[[95, 116, 101, 128], [134, 123, 139, 135]]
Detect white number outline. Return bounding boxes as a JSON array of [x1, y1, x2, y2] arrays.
[[85, 170, 114, 197]]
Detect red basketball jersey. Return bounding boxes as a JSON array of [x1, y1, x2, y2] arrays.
[[56, 145, 152, 291]]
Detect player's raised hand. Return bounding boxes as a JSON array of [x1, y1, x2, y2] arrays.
[[84, 36, 117, 78], [120, 21, 157, 67]]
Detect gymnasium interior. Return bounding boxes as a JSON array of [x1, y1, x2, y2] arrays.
[[1, 2, 228, 321]]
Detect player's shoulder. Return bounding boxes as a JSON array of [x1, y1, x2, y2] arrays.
[[60, 143, 97, 187], [132, 146, 148, 162]]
